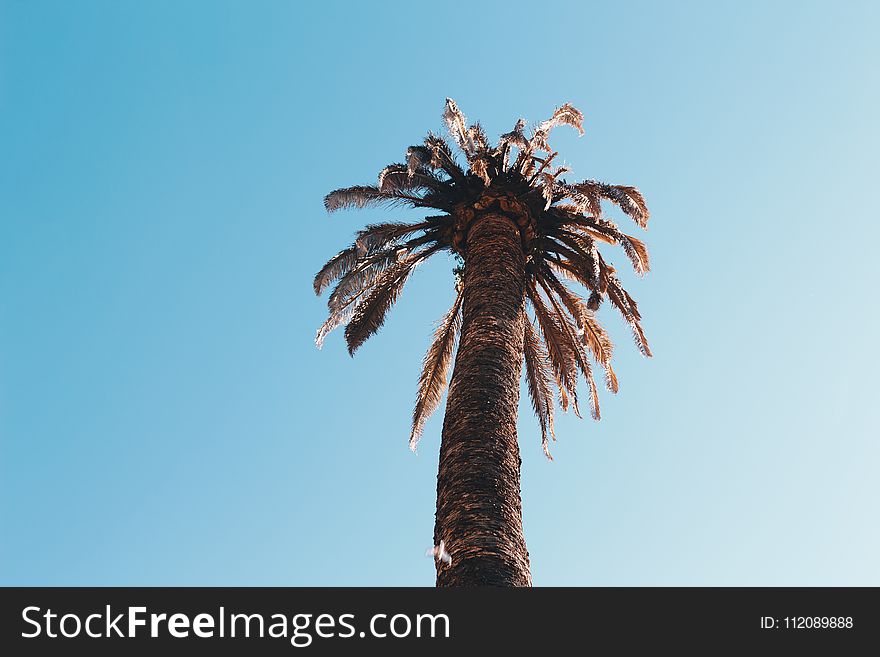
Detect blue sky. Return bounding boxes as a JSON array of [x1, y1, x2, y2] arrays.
[[1, 0, 878, 585]]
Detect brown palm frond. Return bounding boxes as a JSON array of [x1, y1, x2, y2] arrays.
[[321, 242, 439, 349], [498, 118, 529, 152], [344, 247, 439, 355], [527, 283, 579, 415], [557, 184, 602, 218], [617, 233, 650, 275], [405, 146, 433, 177], [539, 278, 600, 420], [568, 218, 649, 275], [443, 98, 475, 157], [324, 185, 429, 212], [539, 268, 618, 393], [513, 143, 535, 175], [530, 103, 585, 153], [540, 172, 556, 210], [314, 246, 360, 295], [538, 103, 585, 137], [327, 248, 405, 313], [541, 237, 600, 290], [336, 231, 443, 311], [606, 275, 652, 357], [379, 168, 446, 195], [468, 122, 488, 151], [608, 185, 649, 228], [570, 181, 649, 228], [377, 163, 406, 189], [315, 303, 357, 350], [523, 313, 556, 460], [546, 258, 598, 297], [314, 221, 434, 296], [559, 214, 617, 245], [470, 154, 491, 186], [317, 249, 410, 349], [410, 287, 464, 450], [526, 152, 558, 185], [552, 231, 601, 282], [423, 134, 466, 182], [354, 220, 436, 254]]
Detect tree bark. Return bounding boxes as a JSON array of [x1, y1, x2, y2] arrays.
[[433, 213, 531, 586]]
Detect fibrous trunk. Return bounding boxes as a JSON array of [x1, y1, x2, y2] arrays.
[[433, 213, 531, 587]]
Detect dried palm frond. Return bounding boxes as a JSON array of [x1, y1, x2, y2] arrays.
[[468, 122, 488, 151], [606, 275, 652, 357], [327, 248, 404, 314], [527, 284, 579, 415], [539, 279, 600, 420], [410, 288, 464, 450], [314, 246, 361, 295], [523, 314, 556, 460], [423, 134, 467, 181], [498, 118, 529, 151], [540, 268, 618, 393], [443, 98, 475, 157], [324, 185, 426, 212], [344, 247, 439, 355], [530, 103, 585, 153], [569, 181, 650, 228]]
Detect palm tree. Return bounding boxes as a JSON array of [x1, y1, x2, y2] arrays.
[[314, 99, 651, 586]]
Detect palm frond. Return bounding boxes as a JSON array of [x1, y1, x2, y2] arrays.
[[423, 134, 466, 181], [405, 146, 434, 176], [539, 278, 600, 420], [379, 168, 445, 195], [551, 231, 601, 286], [570, 219, 649, 275], [606, 275, 652, 357], [546, 257, 597, 295], [313, 221, 433, 297], [314, 247, 359, 295], [527, 284, 579, 415], [443, 98, 475, 156], [540, 268, 618, 393], [327, 248, 405, 314], [530, 103, 585, 153], [468, 122, 488, 151], [324, 185, 425, 212], [523, 313, 556, 459], [470, 154, 491, 186], [317, 250, 407, 349], [354, 220, 435, 254], [499, 118, 529, 150], [538, 103, 585, 136], [377, 163, 406, 189], [617, 232, 650, 275], [557, 184, 602, 218], [344, 247, 438, 355], [410, 287, 464, 451], [571, 181, 649, 228]]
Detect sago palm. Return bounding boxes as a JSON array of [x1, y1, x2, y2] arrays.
[[314, 99, 652, 586]]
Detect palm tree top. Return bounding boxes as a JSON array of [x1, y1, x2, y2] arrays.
[[315, 99, 652, 458]]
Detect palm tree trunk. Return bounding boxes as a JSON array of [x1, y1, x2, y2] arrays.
[[433, 213, 531, 586]]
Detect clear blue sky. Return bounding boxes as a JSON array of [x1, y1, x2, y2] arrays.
[[1, 0, 878, 586]]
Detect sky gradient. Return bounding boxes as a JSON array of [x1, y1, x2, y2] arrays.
[[2, 0, 878, 585]]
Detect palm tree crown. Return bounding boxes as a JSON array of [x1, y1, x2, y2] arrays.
[[315, 99, 651, 459]]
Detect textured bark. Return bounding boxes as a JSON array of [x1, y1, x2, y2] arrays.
[[433, 213, 531, 587]]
